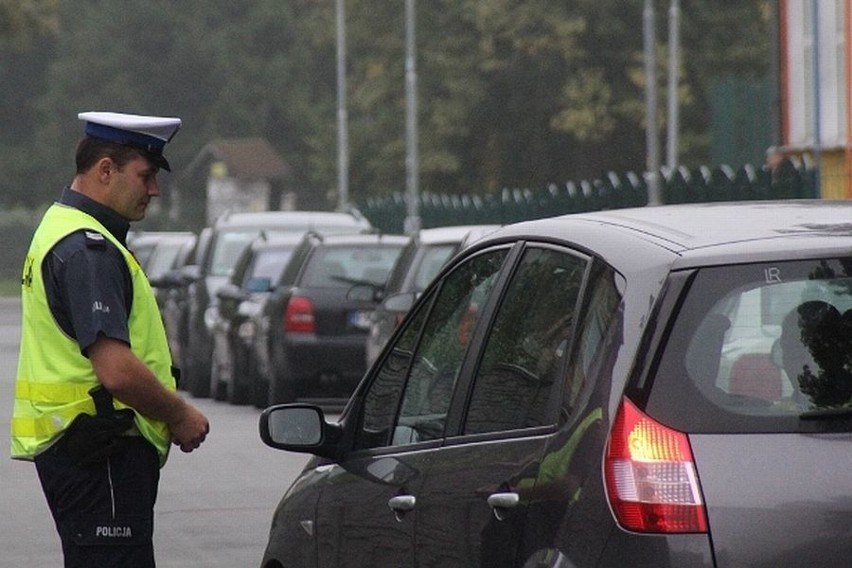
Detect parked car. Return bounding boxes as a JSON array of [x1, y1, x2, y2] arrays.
[[260, 232, 407, 406], [141, 232, 197, 371], [128, 230, 194, 269], [259, 201, 852, 568], [366, 225, 500, 367], [179, 210, 372, 398], [209, 233, 303, 405], [149, 228, 212, 378], [142, 232, 197, 294]]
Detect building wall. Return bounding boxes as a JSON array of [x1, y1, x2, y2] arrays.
[[820, 149, 850, 198], [206, 177, 271, 224], [780, 0, 852, 197]]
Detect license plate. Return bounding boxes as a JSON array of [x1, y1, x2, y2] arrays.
[[348, 310, 372, 330]]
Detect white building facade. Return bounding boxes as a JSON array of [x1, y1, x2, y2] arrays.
[[780, 0, 851, 197]]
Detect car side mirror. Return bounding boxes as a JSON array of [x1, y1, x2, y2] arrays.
[[149, 269, 183, 289], [383, 292, 416, 313], [259, 404, 342, 459], [216, 283, 248, 321], [216, 283, 248, 303], [348, 283, 381, 302], [180, 264, 202, 283]]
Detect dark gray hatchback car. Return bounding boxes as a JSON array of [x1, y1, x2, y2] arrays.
[[259, 201, 852, 568]]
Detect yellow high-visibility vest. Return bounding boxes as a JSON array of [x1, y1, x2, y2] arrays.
[[10, 203, 175, 466]]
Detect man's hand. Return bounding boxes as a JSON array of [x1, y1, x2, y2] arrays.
[[89, 336, 210, 452], [169, 403, 209, 452]]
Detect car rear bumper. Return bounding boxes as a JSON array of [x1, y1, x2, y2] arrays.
[[280, 333, 368, 398], [597, 530, 714, 567]]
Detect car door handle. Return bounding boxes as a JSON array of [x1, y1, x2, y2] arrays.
[[388, 494, 416, 522], [487, 492, 519, 521]]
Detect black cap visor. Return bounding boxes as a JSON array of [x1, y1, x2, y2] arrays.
[[137, 147, 172, 172]]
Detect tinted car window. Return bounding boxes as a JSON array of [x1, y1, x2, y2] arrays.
[[562, 262, 622, 412], [393, 250, 507, 444], [357, 249, 509, 449], [464, 246, 587, 435], [358, 290, 432, 450], [649, 257, 852, 432]]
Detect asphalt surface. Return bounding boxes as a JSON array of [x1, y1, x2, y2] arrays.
[[0, 297, 313, 567]]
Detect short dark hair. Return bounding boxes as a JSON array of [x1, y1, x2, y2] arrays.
[[75, 136, 147, 174]]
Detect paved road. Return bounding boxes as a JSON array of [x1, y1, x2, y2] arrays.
[[0, 297, 313, 567]]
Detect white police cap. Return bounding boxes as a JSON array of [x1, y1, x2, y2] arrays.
[[78, 111, 182, 171]]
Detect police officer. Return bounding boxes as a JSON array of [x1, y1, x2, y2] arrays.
[[10, 111, 209, 567]]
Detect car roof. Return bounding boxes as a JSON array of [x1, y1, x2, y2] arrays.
[[250, 233, 307, 250], [212, 210, 371, 231], [128, 231, 195, 246], [484, 200, 852, 273], [308, 233, 409, 247], [415, 224, 502, 245]]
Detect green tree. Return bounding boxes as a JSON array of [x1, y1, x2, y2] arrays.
[[0, 0, 60, 207], [0, 0, 775, 221], [0, 0, 59, 47]]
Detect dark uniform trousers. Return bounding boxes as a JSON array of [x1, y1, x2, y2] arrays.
[[34, 436, 160, 568]]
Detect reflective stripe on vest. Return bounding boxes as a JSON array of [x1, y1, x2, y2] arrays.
[[10, 204, 175, 466], [15, 380, 94, 403]]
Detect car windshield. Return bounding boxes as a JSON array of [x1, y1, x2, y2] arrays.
[[248, 248, 294, 284], [209, 229, 294, 277], [649, 257, 852, 432], [301, 246, 402, 288]]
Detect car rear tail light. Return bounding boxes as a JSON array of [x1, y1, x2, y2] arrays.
[[604, 397, 707, 534], [284, 296, 316, 333]]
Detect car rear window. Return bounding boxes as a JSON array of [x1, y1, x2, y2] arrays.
[[301, 245, 402, 288], [246, 248, 294, 286], [647, 257, 852, 433]]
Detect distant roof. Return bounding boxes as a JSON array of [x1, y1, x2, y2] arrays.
[[184, 137, 290, 179]]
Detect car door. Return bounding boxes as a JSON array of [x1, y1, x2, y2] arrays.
[[413, 244, 591, 567], [315, 247, 512, 567], [313, 300, 433, 568]]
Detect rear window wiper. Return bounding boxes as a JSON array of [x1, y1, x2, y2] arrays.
[[799, 406, 852, 420]]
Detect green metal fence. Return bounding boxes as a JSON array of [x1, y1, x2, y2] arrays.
[[357, 159, 817, 234]]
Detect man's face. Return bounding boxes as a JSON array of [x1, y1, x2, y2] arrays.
[[106, 156, 161, 221]]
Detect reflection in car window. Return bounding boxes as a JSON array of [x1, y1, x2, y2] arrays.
[[356, 249, 509, 450], [393, 250, 507, 444], [464, 247, 586, 435], [651, 258, 852, 431], [562, 263, 622, 415], [357, 291, 433, 450]]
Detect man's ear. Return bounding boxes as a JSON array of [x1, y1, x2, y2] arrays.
[[96, 157, 115, 183]]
